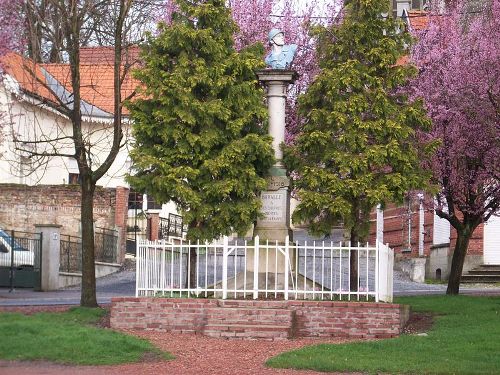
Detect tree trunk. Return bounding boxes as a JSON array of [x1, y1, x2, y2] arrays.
[[189, 245, 197, 291], [446, 225, 473, 295], [350, 229, 359, 292], [80, 177, 98, 307]]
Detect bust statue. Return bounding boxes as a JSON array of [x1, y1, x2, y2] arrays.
[[264, 28, 297, 69]]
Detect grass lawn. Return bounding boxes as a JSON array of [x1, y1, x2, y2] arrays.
[[266, 295, 500, 374], [0, 307, 173, 365]]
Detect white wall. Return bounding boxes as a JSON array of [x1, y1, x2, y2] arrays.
[[433, 211, 451, 245], [0, 84, 130, 188]]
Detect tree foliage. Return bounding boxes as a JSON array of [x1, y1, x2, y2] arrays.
[[128, 0, 274, 242], [411, 0, 500, 294], [285, 0, 434, 241], [0, 0, 23, 62]]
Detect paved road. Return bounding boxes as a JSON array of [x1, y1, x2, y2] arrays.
[[0, 269, 135, 306], [1, 262, 499, 306]]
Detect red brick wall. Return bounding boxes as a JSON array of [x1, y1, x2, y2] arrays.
[[0, 184, 128, 254], [369, 201, 484, 257], [111, 298, 407, 340], [450, 224, 484, 255], [147, 212, 160, 241], [114, 186, 130, 260]]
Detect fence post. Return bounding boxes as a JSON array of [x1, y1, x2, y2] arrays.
[[222, 236, 228, 299], [135, 239, 140, 297], [375, 239, 379, 302], [284, 236, 289, 300], [9, 230, 14, 292], [253, 236, 259, 299]]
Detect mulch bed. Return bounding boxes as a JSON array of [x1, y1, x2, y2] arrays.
[[402, 311, 434, 334]]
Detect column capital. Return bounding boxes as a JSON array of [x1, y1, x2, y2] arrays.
[[256, 69, 298, 84]]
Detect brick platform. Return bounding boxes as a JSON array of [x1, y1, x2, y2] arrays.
[[111, 298, 409, 340]]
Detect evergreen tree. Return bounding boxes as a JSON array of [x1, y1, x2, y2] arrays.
[[284, 0, 434, 290], [128, 0, 274, 247]]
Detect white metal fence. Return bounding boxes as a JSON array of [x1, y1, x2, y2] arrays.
[[136, 236, 394, 302]]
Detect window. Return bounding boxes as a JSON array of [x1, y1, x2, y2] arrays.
[[68, 173, 81, 184], [128, 190, 143, 210], [147, 195, 162, 210]]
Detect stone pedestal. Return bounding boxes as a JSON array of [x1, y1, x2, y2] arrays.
[[254, 69, 297, 243], [255, 176, 293, 242]]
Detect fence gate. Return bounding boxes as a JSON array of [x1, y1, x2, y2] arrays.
[[0, 230, 42, 290]]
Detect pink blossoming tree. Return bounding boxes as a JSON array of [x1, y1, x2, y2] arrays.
[[0, 0, 22, 62], [412, 0, 500, 294], [0, 0, 23, 142]]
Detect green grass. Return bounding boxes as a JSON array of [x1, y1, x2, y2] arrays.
[[425, 278, 448, 284], [0, 307, 173, 365], [266, 295, 500, 374]]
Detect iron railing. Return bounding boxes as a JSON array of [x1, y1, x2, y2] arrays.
[[95, 227, 118, 264], [60, 234, 82, 273], [0, 229, 42, 290], [59, 228, 118, 273], [158, 213, 185, 239]]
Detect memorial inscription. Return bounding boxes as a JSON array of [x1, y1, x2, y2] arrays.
[[260, 191, 286, 224], [267, 176, 289, 191]]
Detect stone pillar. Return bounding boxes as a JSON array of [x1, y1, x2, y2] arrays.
[[147, 212, 160, 241], [35, 224, 62, 291], [114, 186, 129, 263], [254, 69, 297, 242]]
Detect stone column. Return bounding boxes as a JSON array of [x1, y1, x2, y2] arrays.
[[35, 224, 62, 291], [254, 69, 297, 242]]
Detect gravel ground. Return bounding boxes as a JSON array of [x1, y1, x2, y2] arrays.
[[0, 326, 355, 375]]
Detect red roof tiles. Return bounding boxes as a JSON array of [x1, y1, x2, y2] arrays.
[[1, 53, 59, 104], [2, 49, 139, 116], [409, 10, 430, 32]]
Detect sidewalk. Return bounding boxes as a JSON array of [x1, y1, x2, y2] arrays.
[[1, 269, 500, 306], [0, 270, 135, 306]]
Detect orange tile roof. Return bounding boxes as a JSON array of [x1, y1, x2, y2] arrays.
[[42, 63, 138, 115], [80, 46, 141, 65], [408, 10, 430, 32], [1, 53, 59, 104], [2, 50, 139, 116]]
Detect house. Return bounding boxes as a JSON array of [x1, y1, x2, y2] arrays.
[[0, 48, 180, 257], [369, 195, 500, 281]]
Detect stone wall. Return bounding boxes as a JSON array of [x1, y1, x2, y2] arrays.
[[111, 298, 408, 340], [0, 183, 129, 260]]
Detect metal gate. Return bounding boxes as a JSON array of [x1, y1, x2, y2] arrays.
[[0, 230, 42, 290]]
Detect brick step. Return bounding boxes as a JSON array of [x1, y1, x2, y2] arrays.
[[465, 270, 500, 275], [203, 323, 291, 340], [216, 300, 288, 309], [203, 305, 294, 340], [205, 307, 291, 324], [461, 274, 500, 283]]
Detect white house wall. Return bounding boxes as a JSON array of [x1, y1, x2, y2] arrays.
[[484, 215, 500, 265], [433, 210, 451, 245], [0, 85, 130, 188]]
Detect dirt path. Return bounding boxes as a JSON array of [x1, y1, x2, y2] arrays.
[[0, 331, 355, 375]]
